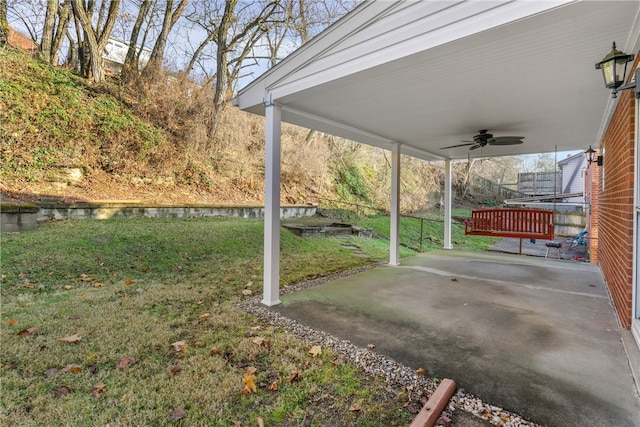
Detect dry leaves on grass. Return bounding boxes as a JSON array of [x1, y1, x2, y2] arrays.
[[17, 327, 39, 336], [171, 341, 188, 352], [242, 366, 257, 394], [54, 386, 73, 398], [6, 319, 17, 326], [116, 356, 137, 369], [416, 368, 425, 375], [58, 333, 82, 343], [241, 289, 253, 296], [62, 363, 83, 374], [166, 407, 186, 422], [91, 382, 107, 397], [308, 345, 322, 357], [167, 365, 182, 376], [349, 402, 363, 412]]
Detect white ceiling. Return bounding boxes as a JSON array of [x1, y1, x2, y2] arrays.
[[235, 1, 640, 161]]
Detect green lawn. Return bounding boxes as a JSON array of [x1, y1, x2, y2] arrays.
[[0, 216, 495, 426], [1, 217, 418, 426]]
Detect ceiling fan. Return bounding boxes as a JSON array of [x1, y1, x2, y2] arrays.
[[440, 129, 524, 151]]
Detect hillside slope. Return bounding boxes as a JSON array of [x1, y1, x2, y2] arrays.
[[1, 48, 445, 210]]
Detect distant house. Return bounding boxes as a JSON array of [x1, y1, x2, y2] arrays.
[[103, 38, 151, 74], [7, 26, 38, 55], [557, 152, 586, 203]]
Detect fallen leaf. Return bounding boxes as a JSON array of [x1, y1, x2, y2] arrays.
[[6, 319, 17, 326], [245, 281, 253, 288], [199, 313, 211, 321], [171, 341, 187, 352], [241, 289, 253, 296], [231, 420, 242, 426], [289, 370, 301, 383], [93, 282, 106, 288], [91, 382, 107, 397], [251, 336, 266, 346], [124, 279, 135, 286], [62, 363, 83, 374], [166, 407, 186, 422], [268, 381, 278, 391], [210, 347, 222, 356], [64, 285, 74, 290], [367, 343, 376, 349], [196, 300, 204, 305], [17, 327, 39, 337], [54, 385, 73, 398], [332, 358, 345, 366], [167, 365, 182, 376], [416, 368, 425, 375], [58, 334, 82, 343], [256, 417, 264, 427], [224, 276, 231, 281], [242, 366, 258, 394], [250, 326, 262, 331], [116, 356, 137, 369], [308, 345, 322, 357], [78, 274, 93, 282], [194, 340, 205, 348], [349, 402, 363, 412]]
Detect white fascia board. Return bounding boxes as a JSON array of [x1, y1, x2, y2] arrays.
[[266, 0, 572, 102]]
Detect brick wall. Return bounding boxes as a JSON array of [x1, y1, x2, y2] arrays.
[[595, 83, 635, 329]]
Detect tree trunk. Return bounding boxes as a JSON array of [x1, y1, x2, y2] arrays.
[[144, 0, 189, 76], [40, 0, 59, 63], [50, 2, 71, 65], [122, 0, 151, 80], [71, 0, 121, 83], [0, 0, 8, 48]]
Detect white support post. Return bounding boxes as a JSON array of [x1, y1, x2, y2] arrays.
[[263, 102, 282, 306], [390, 143, 401, 266], [443, 159, 453, 249]]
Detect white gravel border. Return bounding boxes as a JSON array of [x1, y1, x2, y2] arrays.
[[239, 265, 541, 427]]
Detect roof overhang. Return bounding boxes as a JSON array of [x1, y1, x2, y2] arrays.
[[234, 0, 640, 162]]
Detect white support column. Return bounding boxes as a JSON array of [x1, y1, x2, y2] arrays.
[[390, 143, 401, 266], [263, 102, 282, 306], [443, 159, 453, 249]]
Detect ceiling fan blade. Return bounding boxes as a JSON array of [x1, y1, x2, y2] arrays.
[[440, 142, 475, 149], [469, 144, 483, 150], [488, 138, 524, 146]]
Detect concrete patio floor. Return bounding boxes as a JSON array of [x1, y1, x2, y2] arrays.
[[273, 250, 640, 426]]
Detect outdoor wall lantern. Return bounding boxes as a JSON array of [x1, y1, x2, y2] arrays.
[[584, 146, 596, 164], [596, 42, 639, 99]]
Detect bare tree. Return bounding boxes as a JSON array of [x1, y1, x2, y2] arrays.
[[49, 1, 71, 65], [40, 0, 70, 64], [142, 0, 189, 76], [210, 0, 284, 135], [121, 0, 151, 80], [71, 0, 120, 83]]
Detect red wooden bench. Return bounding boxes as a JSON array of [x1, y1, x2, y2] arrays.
[[465, 209, 555, 254]]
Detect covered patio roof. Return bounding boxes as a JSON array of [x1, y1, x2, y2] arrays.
[[235, 0, 640, 161]]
